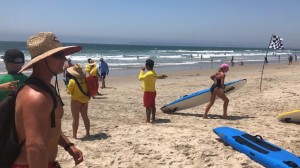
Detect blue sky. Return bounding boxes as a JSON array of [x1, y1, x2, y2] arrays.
[[1, 0, 300, 48]]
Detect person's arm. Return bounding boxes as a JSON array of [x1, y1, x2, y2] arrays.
[[138, 67, 146, 81], [66, 79, 75, 95], [0, 80, 19, 90], [96, 66, 101, 79], [85, 65, 91, 76], [210, 74, 216, 81], [106, 63, 109, 75], [58, 132, 83, 165], [22, 88, 52, 168]]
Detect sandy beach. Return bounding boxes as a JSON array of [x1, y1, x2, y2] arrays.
[[56, 62, 300, 168]]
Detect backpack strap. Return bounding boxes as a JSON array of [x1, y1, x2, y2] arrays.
[[24, 77, 57, 128], [72, 77, 89, 97]]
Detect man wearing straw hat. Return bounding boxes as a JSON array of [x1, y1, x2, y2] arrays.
[[14, 32, 83, 168]]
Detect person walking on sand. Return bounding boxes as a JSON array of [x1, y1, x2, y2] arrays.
[[0, 49, 28, 101], [231, 56, 234, 67], [264, 56, 268, 64], [86, 58, 100, 96], [98, 57, 109, 88], [67, 63, 90, 139], [14, 32, 83, 167], [203, 63, 230, 119], [63, 57, 74, 87], [138, 59, 157, 123], [289, 55, 293, 65]]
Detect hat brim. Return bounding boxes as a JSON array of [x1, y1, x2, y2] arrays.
[[19, 46, 82, 72], [66, 66, 85, 79]]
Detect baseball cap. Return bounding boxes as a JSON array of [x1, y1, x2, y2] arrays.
[[1, 49, 25, 64]]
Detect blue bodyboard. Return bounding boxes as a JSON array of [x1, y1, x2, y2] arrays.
[[213, 126, 300, 168]]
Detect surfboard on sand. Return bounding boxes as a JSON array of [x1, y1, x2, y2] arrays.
[[214, 126, 300, 168], [277, 110, 300, 123], [161, 79, 247, 113]]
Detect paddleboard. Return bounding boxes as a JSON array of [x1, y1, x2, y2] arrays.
[[213, 126, 300, 168], [161, 79, 247, 113], [277, 110, 300, 123]]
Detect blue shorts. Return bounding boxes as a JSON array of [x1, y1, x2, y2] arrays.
[[101, 72, 107, 79]]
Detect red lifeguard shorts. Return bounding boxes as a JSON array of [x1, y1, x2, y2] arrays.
[[143, 91, 156, 108], [11, 161, 60, 168]]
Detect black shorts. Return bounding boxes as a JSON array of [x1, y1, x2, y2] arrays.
[[101, 72, 107, 79]]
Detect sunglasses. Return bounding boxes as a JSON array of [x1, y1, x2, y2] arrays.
[[52, 52, 66, 59]]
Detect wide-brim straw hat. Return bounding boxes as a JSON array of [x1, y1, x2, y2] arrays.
[[19, 32, 82, 72], [67, 63, 85, 78]]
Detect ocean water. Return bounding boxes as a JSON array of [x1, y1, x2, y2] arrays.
[[0, 41, 299, 76]]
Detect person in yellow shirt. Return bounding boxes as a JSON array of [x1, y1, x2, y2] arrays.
[[67, 63, 90, 139], [85, 58, 98, 76], [138, 59, 157, 123], [86, 58, 100, 97]]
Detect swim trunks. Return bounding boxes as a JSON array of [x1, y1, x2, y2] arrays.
[[143, 91, 156, 108], [100, 72, 107, 79], [11, 161, 61, 168]]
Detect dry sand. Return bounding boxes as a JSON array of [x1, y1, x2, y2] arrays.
[[57, 62, 300, 168]]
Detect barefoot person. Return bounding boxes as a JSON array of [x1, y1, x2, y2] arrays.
[[138, 59, 157, 123], [203, 63, 230, 119], [66, 63, 90, 139], [63, 58, 74, 87], [14, 32, 83, 167], [98, 57, 109, 89], [85, 58, 100, 97]]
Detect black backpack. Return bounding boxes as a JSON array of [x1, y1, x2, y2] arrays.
[[0, 77, 57, 168]]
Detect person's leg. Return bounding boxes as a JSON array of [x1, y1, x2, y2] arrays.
[[80, 103, 90, 137], [146, 108, 151, 123], [101, 73, 106, 88], [150, 92, 156, 122], [103, 79, 106, 88], [204, 93, 216, 118], [215, 89, 229, 119], [151, 107, 156, 122], [71, 100, 81, 138]]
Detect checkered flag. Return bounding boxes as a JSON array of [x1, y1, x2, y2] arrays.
[[269, 35, 284, 49]]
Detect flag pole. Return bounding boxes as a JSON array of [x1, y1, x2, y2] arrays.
[[259, 35, 273, 92]]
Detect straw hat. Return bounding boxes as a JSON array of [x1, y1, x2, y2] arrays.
[[67, 63, 85, 78], [19, 32, 82, 72]]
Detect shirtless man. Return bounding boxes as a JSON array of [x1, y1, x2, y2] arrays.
[[13, 32, 83, 168]]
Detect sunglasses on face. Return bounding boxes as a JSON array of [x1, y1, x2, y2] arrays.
[[52, 52, 66, 59]]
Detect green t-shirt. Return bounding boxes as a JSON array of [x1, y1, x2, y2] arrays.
[[0, 73, 28, 102]]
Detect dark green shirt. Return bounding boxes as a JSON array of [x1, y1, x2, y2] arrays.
[[0, 73, 28, 102]]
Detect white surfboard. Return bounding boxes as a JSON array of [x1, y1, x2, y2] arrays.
[[277, 110, 300, 123], [161, 79, 247, 113]]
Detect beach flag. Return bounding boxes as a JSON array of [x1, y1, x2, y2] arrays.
[[269, 35, 284, 49], [260, 34, 285, 91]]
